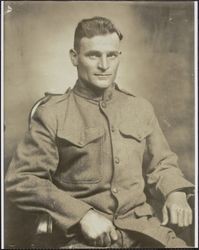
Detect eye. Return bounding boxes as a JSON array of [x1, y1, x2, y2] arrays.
[[88, 55, 98, 59], [107, 52, 119, 59], [86, 52, 101, 59]]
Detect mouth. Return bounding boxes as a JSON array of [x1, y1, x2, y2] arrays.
[[94, 74, 112, 79], [95, 74, 112, 76]]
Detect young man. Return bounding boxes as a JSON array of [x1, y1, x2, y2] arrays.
[[5, 16, 194, 248]]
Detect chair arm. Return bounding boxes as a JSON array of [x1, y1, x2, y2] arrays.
[[36, 213, 52, 234]]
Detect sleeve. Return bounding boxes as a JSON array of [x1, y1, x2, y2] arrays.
[[145, 105, 194, 200], [5, 105, 93, 234]]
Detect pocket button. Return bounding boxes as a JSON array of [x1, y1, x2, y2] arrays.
[[101, 102, 107, 108], [112, 187, 118, 193]]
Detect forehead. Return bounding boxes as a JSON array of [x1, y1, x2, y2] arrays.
[[79, 33, 120, 52]]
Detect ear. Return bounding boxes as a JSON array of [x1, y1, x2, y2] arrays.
[[69, 49, 78, 66]]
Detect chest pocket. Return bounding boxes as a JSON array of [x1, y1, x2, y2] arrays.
[[119, 123, 145, 142], [56, 127, 104, 184], [119, 122, 148, 166]]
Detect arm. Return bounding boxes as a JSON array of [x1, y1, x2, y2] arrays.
[[145, 107, 194, 227], [5, 105, 93, 234]]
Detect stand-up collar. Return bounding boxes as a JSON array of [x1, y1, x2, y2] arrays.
[[73, 79, 115, 102]]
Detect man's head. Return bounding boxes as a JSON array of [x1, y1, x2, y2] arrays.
[[70, 16, 123, 90], [73, 16, 123, 53]]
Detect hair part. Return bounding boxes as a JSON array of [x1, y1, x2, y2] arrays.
[[74, 16, 123, 52]]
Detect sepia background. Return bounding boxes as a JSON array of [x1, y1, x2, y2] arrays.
[[4, 1, 195, 247]]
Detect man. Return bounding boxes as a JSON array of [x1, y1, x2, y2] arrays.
[[5, 16, 194, 248]]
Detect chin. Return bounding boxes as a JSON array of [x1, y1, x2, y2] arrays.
[[94, 81, 113, 89]]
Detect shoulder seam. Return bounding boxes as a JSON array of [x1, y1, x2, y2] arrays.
[[115, 84, 136, 97], [29, 87, 72, 123], [44, 87, 71, 97]]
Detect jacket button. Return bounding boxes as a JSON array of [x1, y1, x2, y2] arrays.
[[111, 125, 115, 132], [112, 187, 118, 193], [114, 213, 118, 219], [101, 102, 107, 108], [114, 157, 120, 164]]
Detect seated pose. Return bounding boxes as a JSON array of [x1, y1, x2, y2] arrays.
[[5, 16, 194, 248]]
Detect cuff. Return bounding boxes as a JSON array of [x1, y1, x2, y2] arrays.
[[156, 173, 194, 199]]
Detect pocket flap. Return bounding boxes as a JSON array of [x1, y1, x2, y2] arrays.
[[134, 203, 154, 217], [57, 127, 104, 147], [119, 123, 145, 142]]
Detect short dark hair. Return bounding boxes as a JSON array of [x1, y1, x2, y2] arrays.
[[74, 16, 123, 52]]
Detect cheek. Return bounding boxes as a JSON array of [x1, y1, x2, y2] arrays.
[[79, 61, 96, 75], [111, 61, 120, 73]]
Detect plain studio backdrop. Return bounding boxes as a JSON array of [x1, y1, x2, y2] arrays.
[[3, 1, 195, 247]]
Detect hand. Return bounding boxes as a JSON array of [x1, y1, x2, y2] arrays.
[[79, 210, 118, 247], [161, 191, 192, 227]]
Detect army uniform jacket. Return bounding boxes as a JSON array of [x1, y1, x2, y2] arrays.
[[5, 80, 193, 246]]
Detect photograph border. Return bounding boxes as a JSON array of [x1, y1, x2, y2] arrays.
[[1, 1, 198, 248]]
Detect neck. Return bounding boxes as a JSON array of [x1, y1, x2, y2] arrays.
[[73, 78, 115, 101], [80, 79, 107, 97]]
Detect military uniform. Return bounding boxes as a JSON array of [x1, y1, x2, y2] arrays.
[[5, 80, 194, 248]]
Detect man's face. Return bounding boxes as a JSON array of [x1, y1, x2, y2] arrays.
[[72, 33, 121, 89]]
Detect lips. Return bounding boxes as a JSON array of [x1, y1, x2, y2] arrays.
[[94, 74, 112, 79], [94, 74, 112, 76], [94, 74, 112, 80]]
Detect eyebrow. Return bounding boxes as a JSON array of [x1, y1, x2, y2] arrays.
[[84, 50, 121, 56]]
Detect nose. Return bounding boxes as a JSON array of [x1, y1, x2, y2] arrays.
[[98, 55, 109, 71]]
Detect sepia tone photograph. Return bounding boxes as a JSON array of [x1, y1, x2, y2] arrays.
[[2, 1, 197, 248]]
